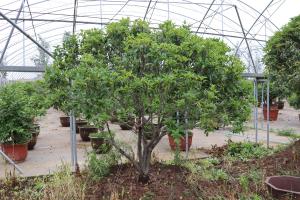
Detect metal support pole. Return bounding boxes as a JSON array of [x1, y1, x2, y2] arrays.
[[234, 0, 275, 54], [143, 0, 153, 20], [22, 0, 25, 66], [267, 80, 270, 148], [0, 10, 53, 58], [253, 80, 256, 129], [261, 82, 264, 129], [196, 0, 216, 33], [234, 5, 257, 73], [185, 111, 189, 159], [0, 150, 24, 174], [255, 79, 258, 143], [0, 0, 24, 64], [69, 112, 74, 166], [72, 115, 78, 171]]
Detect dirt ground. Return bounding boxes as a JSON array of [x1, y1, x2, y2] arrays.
[[0, 102, 299, 178], [83, 140, 299, 200]]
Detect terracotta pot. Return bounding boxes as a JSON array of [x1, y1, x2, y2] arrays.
[[1, 143, 28, 162], [168, 134, 193, 151], [76, 120, 88, 134], [265, 176, 300, 199], [276, 101, 284, 110], [28, 131, 39, 150], [60, 116, 70, 127], [263, 105, 279, 121], [79, 126, 98, 141], [89, 137, 111, 154]]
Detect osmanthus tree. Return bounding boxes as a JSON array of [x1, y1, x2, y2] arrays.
[[48, 19, 252, 182], [264, 15, 300, 108]]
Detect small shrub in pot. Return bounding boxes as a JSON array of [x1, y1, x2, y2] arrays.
[[0, 83, 32, 162]]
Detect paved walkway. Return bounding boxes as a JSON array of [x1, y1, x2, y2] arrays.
[[0, 103, 298, 178]]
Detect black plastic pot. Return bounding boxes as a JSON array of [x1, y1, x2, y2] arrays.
[[265, 176, 300, 199]]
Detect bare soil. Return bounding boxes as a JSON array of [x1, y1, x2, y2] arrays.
[[1, 141, 299, 200]]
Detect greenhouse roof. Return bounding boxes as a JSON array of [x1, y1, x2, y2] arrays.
[[0, 0, 299, 80]]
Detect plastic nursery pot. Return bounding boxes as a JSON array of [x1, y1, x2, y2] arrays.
[[28, 131, 39, 150], [263, 104, 279, 121], [265, 176, 300, 199], [1, 143, 28, 162], [168, 133, 193, 151], [276, 101, 284, 110], [60, 116, 70, 127], [89, 135, 111, 154], [76, 120, 88, 134], [79, 126, 98, 142]]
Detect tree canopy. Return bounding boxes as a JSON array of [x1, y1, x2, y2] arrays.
[[264, 15, 300, 107], [44, 18, 252, 182]]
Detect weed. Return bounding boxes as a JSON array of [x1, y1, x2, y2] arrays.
[[226, 141, 273, 161], [87, 149, 121, 180]]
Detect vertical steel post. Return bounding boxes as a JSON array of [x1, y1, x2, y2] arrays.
[[69, 112, 74, 166], [253, 80, 256, 129], [261, 82, 264, 129], [185, 111, 189, 159], [255, 79, 258, 143], [22, 1, 25, 66], [267, 80, 270, 148], [72, 115, 78, 170]]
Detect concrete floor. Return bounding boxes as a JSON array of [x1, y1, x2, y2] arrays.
[[0, 103, 298, 178]]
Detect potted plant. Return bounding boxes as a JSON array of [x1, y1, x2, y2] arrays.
[[119, 115, 135, 130], [167, 123, 193, 151], [60, 116, 70, 127], [257, 82, 281, 121], [28, 125, 39, 150], [21, 81, 50, 149], [79, 125, 99, 141], [89, 131, 112, 154], [0, 83, 32, 162], [76, 119, 89, 133]]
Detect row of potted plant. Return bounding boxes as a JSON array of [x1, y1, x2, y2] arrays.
[[0, 81, 50, 162]]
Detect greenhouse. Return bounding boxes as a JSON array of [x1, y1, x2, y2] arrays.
[[0, 0, 299, 199]]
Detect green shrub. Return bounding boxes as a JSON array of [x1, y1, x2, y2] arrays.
[[0, 83, 32, 144], [87, 149, 120, 180], [226, 142, 273, 161]]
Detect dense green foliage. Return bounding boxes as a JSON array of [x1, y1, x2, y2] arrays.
[[264, 15, 300, 107], [44, 18, 252, 180], [0, 81, 50, 144], [226, 141, 273, 161]]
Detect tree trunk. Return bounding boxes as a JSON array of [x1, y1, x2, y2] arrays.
[[138, 146, 152, 183]]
